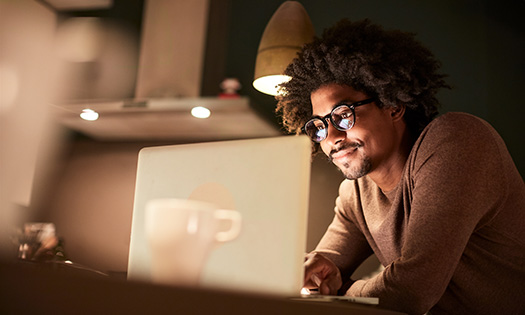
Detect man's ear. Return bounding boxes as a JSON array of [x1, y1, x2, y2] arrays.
[[390, 104, 406, 121]]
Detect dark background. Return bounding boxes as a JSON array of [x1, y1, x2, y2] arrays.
[[225, 0, 525, 177], [57, 0, 524, 175]]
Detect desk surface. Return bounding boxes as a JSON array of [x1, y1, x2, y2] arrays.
[[0, 261, 404, 315]]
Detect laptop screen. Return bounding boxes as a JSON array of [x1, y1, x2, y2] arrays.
[[127, 136, 312, 296]]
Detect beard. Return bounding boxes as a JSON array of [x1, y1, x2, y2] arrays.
[[329, 142, 372, 180]]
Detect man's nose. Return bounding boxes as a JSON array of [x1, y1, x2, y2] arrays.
[[324, 120, 346, 146]]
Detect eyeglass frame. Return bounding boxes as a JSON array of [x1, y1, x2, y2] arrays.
[[301, 98, 376, 143]]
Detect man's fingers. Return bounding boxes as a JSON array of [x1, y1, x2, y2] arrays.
[[303, 271, 321, 289], [319, 274, 341, 295], [311, 273, 322, 287], [303, 252, 342, 294]]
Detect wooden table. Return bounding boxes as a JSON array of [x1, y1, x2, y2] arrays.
[[0, 261, 405, 315]]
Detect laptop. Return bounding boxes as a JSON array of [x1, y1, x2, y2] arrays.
[[127, 135, 312, 297]]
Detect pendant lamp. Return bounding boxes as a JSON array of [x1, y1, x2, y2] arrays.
[[253, 1, 314, 96]]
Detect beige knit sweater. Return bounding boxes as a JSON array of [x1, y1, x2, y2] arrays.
[[315, 113, 525, 314]]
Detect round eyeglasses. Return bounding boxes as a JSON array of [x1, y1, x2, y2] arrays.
[[302, 98, 376, 143]]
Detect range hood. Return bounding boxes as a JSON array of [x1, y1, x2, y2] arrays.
[[51, 0, 280, 141], [52, 96, 280, 141]]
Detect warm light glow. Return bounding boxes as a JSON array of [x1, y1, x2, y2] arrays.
[[253, 74, 291, 96], [80, 108, 99, 121], [191, 106, 211, 119]]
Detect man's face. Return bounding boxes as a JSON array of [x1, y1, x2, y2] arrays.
[[310, 84, 400, 180]]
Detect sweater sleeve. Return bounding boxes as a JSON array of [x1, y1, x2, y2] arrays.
[[346, 114, 510, 314], [314, 180, 374, 280]]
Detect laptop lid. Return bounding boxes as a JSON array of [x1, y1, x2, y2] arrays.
[[127, 136, 311, 296]]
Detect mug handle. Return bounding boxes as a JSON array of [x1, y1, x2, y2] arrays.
[[214, 209, 242, 243]]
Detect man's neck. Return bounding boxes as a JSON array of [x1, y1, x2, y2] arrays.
[[369, 126, 414, 192]]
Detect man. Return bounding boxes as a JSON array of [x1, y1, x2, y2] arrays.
[[276, 19, 524, 314]]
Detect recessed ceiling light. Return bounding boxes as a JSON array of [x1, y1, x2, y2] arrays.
[[191, 106, 211, 119], [80, 108, 99, 121]]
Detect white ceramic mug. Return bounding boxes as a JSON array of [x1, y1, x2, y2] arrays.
[[145, 198, 241, 287]]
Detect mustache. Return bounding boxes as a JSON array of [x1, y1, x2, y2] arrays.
[[328, 142, 363, 162]]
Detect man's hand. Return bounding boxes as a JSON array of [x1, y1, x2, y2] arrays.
[[303, 252, 342, 295]]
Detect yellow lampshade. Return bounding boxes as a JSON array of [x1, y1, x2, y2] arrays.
[[253, 1, 314, 96]]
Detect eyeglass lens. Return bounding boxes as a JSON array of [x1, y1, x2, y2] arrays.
[[304, 119, 328, 142], [304, 105, 355, 142], [332, 105, 354, 130]]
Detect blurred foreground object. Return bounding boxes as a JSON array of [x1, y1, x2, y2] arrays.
[[16, 222, 68, 262]]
